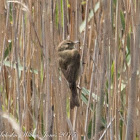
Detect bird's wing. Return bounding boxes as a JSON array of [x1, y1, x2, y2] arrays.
[[64, 49, 80, 83]]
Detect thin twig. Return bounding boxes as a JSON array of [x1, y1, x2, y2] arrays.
[[66, 118, 77, 140], [7, 1, 43, 50], [99, 116, 115, 140]]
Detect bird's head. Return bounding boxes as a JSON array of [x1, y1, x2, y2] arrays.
[[57, 40, 79, 52]]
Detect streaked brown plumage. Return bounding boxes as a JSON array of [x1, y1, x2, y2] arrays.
[[57, 40, 80, 109]]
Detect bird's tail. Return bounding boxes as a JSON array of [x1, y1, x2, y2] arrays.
[[69, 83, 80, 109]]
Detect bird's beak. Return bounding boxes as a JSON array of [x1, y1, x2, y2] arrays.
[[74, 40, 80, 44]]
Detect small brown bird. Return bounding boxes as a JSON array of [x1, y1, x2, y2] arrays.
[[57, 40, 81, 109]]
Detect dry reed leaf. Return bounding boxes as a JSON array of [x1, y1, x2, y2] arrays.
[[0, 112, 23, 140]]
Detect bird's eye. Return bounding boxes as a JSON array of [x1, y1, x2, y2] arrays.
[[66, 42, 71, 44]]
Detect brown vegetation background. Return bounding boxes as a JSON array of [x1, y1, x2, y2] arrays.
[[0, 0, 140, 140]]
